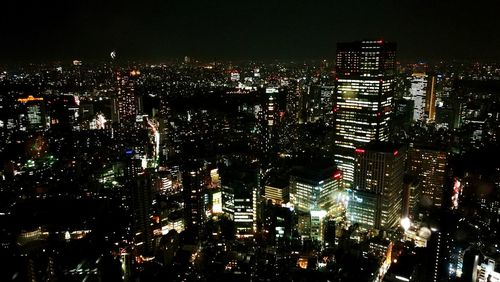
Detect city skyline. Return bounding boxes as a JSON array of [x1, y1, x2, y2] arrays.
[[2, 2, 500, 281]]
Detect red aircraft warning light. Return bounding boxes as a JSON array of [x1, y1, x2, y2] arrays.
[[333, 171, 342, 180]]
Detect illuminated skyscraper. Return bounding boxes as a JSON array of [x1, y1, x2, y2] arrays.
[[131, 172, 153, 255], [289, 165, 344, 218], [124, 152, 153, 255], [348, 143, 405, 230], [409, 72, 437, 122], [221, 166, 260, 238], [410, 73, 428, 121], [425, 75, 437, 122], [114, 70, 141, 124], [17, 95, 47, 132], [334, 40, 396, 183], [262, 87, 283, 164], [408, 146, 447, 208], [182, 162, 205, 237]]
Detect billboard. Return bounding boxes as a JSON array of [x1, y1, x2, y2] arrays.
[[212, 191, 223, 214]]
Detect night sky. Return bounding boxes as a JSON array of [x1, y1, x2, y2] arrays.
[[2, 0, 500, 63]]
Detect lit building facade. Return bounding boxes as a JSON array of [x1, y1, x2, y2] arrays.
[[289, 166, 344, 218], [409, 72, 437, 122], [114, 70, 140, 124], [221, 167, 260, 238], [408, 146, 448, 208], [348, 143, 405, 230], [182, 163, 205, 237], [131, 172, 153, 254], [334, 40, 396, 183], [17, 95, 47, 132], [264, 182, 288, 205]]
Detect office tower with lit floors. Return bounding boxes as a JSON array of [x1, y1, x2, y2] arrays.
[[220, 166, 260, 238], [182, 162, 206, 239], [114, 69, 142, 124], [348, 142, 405, 230], [123, 150, 154, 256], [289, 165, 344, 216], [333, 40, 396, 184], [408, 146, 448, 209], [132, 172, 154, 256], [409, 72, 437, 122]]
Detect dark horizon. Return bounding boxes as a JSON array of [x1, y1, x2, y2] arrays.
[[2, 0, 500, 64]]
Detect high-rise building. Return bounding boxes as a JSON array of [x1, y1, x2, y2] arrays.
[[402, 178, 421, 219], [221, 166, 260, 238], [426, 75, 437, 122], [17, 95, 47, 132], [182, 162, 205, 237], [410, 73, 427, 121], [408, 72, 437, 122], [408, 146, 448, 208], [131, 172, 153, 255], [348, 142, 405, 230], [124, 152, 153, 255], [262, 87, 284, 165], [307, 84, 335, 123], [114, 70, 141, 124], [264, 181, 289, 205], [289, 165, 344, 219], [334, 40, 396, 183]]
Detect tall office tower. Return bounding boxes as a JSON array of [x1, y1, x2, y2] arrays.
[[308, 85, 335, 123], [402, 179, 421, 219], [16, 95, 47, 132], [409, 72, 437, 122], [131, 172, 153, 255], [124, 152, 153, 255], [221, 166, 260, 238], [158, 89, 174, 160], [265, 87, 279, 129], [425, 75, 437, 122], [289, 165, 344, 219], [261, 87, 284, 166], [334, 40, 396, 184], [124, 153, 143, 180], [182, 163, 205, 238], [348, 143, 405, 230], [408, 146, 447, 208], [410, 73, 427, 121], [114, 70, 140, 124]]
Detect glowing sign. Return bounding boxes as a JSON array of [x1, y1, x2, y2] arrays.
[[210, 169, 220, 188], [310, 210, 327, 218], [355, 148, 365, 153], [212, 191, 222, 214], [333, 171, 342, 180], [18, 95, 44, 104], [451, 178, 462, 210]]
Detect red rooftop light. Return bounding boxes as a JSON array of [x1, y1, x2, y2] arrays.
[[393, 150, 399, 156], [355, 148, 365, 153], [333, 171, 342, 180]]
